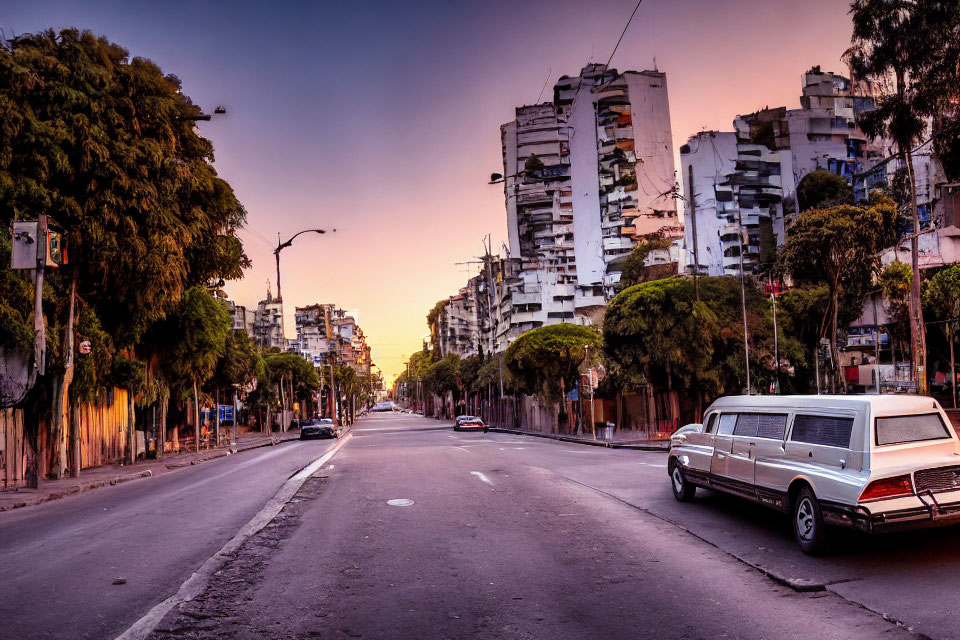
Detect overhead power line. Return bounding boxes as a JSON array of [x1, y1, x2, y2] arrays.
[[605, 0, 645, 70]]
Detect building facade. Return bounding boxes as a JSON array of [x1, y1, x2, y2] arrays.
[[498, 63, 678, 338], [253, 288, 285, 350]]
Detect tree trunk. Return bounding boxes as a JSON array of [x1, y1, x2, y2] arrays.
[[193, 380, 200, 452], [904, 146, 928, 395], [157, 394, 166, 460], [214, 388, 221, 447], [831, 277, 844, 393], [70, 398, 80, 477], [127, 390, 136, 464]]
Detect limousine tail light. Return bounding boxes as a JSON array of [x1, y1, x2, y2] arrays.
[[859, 475, 914, 502]]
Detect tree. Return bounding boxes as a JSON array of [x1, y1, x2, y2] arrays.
[[779, 200, 892, 391], [0, 29, 249, 478], [849, 0, 960, 393], [796, 170, 854, 212], [505, 324, 601, 428], [423, 354, 461, 417], [926, 265, 960, 321], [151, 287, 231, 450], [618, 234, 673, 289], [880, 260, 913, 363], [212, 329, 265, 394], [0, 29, 249, 345], [264, 353, 321, 421], [209, 328, 265, 435], [335, 365, 359, 424]]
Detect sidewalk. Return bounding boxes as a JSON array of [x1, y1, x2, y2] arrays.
[[487, 426, 670, 451], [0, 430, 300, 513]]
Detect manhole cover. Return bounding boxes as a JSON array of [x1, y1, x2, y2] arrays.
[[387, 499, 415, 507]]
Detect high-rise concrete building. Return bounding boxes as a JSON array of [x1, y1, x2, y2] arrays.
[[499, 63, 678, 335], [294, 304, 371, 376], [253, 287, 285, 350], [682, 66, 905, 277], [682, 112, 794, 277]]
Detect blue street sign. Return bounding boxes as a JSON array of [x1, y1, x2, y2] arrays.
[[219, 404, 234, 422]]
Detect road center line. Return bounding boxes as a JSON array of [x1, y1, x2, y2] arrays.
[[114, 433, 353, 640], [470, 471, 493, 485]]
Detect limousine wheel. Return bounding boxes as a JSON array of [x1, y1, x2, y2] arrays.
[[793, 486, 828, 555], [670, 460, 696, 501]]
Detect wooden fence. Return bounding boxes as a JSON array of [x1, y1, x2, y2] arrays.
[[0, 388, 129, 489]]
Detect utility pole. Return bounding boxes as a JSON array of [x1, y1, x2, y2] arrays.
[[771, 284, 780, 394], [687, 165, 700, 300], [736, 210, 751, 394]]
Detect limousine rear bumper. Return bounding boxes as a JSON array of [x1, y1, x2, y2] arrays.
[[826, 493, 960, 533]]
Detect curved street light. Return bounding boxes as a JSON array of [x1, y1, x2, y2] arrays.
[[274, 228, 336, 301]]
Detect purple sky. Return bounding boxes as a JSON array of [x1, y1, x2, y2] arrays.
[[5, 0, 854, 380]]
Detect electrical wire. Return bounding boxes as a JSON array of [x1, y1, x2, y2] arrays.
[[605, 0, 645, 70]]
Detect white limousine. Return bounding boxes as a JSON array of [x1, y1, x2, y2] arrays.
[[667, 395, 960, 554]]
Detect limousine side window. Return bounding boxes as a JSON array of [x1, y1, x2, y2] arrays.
[[875, 413, 951, 446], [733, 413, 787, 439], [717, 414, 737, 435], [790, 414, 854, 448], [704, 413, 718, 433]]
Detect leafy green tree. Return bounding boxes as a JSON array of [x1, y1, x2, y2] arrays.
[[605, 277, 804, 415], [264, 352, 321, 418], [779, 199, 893, 390], [849, 0, 960, 392], [0, 29, 250, 476], [150, 287, 231, 449], [211, 329, 265, 394], [619, 234, 673, 289], [0, 29, 249, 345], [925, 265, 960, 320], [880, 260, 913, 363], [505, 324, 601, 427], [796, 170, 854, 211], [424, 353, 462, 416], [335, 365, 359, 424]]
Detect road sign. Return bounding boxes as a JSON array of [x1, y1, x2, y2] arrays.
[[218, 404, 234, 422], [78, 340, 91, 355]]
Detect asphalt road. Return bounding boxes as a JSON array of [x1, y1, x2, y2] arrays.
[[0, 435, 341, 640], [143, 414, 924, 640]]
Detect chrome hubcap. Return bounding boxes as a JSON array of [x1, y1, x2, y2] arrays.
[[672, 467, 684, 493], [796, 497, 815, 541]]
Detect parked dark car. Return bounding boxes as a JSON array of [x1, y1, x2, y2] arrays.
[[454, 416, 487, 432], [299, 418, 337, 440]]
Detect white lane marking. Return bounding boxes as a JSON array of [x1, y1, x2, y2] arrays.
[[638, 462, 667, 468], [115, 433, 352, 640], [470, 471, 493, 485], [387, 498, 415, 507]]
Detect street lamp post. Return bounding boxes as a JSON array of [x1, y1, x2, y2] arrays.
[[274, 228, 336, 302]]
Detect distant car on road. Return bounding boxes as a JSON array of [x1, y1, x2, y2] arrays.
[[668, 394, 960, 554], [373, 401, 397, 412], [454, 416, 487, 432], [299, 418, 338, 440]]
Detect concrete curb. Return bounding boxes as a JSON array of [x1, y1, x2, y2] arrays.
[[0, 434, 300, 513], [487, 427, 669, 452]]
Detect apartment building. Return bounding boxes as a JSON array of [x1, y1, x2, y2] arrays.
[[294, 303, 371, 376], [682, 66, 901, 277], [498, 63, 678, 335], [253, 287, 286, 350]]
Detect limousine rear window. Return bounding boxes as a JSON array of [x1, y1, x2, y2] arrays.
[[875, 413, 951, 446], [790, 415, 854, 448]]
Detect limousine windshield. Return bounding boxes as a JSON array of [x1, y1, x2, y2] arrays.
[[875, 413, 952, 446]]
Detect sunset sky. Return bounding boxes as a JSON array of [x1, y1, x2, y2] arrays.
[[6, 0, 854, 382]]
